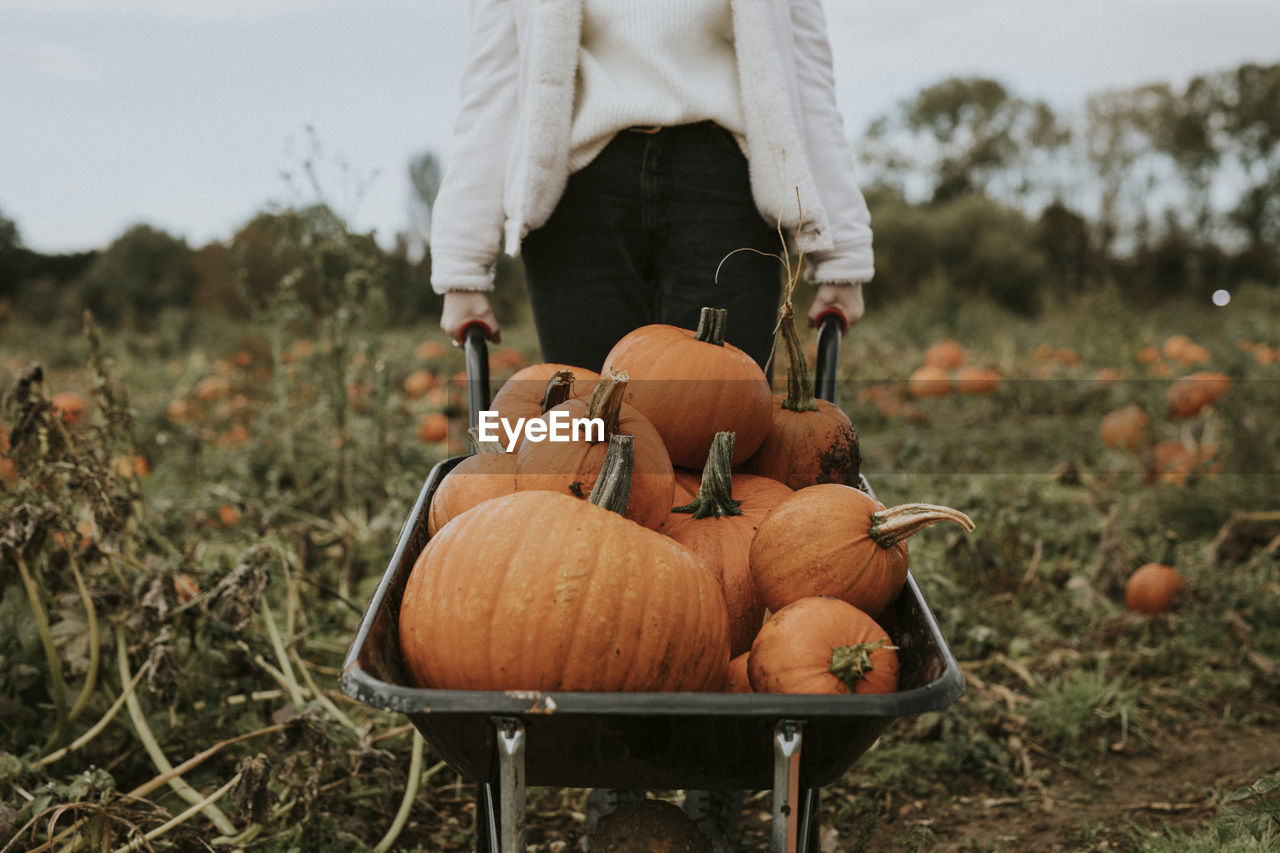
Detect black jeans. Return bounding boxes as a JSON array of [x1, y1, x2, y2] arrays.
[[521, 122, 783, 373]]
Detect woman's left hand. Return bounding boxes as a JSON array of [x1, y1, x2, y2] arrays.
[[807, 282, 865, 329]]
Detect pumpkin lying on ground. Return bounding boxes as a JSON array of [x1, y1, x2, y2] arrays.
[[750, 483, 974, 618], [51, 391, 89, 429], [748, 596, 898, 695], [1125, 533, 1184, 614], [401, 435, 729, 692], [1100, 404, 1150, 452], [1166, 371, 1231, 420]]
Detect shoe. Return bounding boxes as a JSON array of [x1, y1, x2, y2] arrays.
[[581, 788, 647, 851], [681, 788, 744, 849]]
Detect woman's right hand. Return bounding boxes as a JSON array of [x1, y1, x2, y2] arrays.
[[440, 291, 501, 344]]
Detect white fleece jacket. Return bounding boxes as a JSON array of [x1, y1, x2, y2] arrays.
[[429, 0, 874, 294]]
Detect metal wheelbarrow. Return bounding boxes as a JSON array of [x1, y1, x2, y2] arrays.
[[340, 314, 965, 851]]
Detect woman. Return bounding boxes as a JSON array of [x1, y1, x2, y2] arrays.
[[430, 0, 874, 372]]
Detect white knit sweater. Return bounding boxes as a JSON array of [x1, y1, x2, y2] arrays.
[[429, 0, 875, 294], [569, 0, 745, 172]]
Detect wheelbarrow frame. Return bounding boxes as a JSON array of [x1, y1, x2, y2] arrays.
[[340, 317, 965, 851]]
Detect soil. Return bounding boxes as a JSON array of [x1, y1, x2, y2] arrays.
[[726, 713, 1280, 852]]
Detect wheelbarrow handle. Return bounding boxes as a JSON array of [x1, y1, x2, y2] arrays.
[[461, 322, 492, 432], [813, 310, 844, 405]]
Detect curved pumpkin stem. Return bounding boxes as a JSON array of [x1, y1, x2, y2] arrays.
[[778, 305, 818, 413], [540, 369, 575, 413], [829, 640, 892, 692], [583, 369, 629, 441], [693, 307, 729, 347], [672, 431, 743, 519], [868, 503, 975, 548], [588, 434, 634, 516], [466, 427, 506, 454]]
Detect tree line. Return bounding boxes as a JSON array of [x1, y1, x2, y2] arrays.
[[0, 61, 1275, 333]]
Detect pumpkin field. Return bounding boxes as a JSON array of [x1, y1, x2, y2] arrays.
[[2, 275, 1279, 852]]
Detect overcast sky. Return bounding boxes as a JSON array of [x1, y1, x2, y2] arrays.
[[3, 0, 1277, 254]]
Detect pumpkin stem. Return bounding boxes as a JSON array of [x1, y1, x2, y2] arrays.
[[829, 640, 893, 692], [868, 503, 975, 548], [583, 369, 629, 441], [1159, 529, 1179, 566], [588, 434, 634, 516], [778, 305, 818, 413], [693, 307, 729, 347], [466, 427, 506, 454], [672, 431, 743, 519], [540, 369, 575, 413]]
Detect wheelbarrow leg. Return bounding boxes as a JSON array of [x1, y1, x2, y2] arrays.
[[772, 721, 823, 852], [772, 720, 804, 853], [478, 717, 526, 853]]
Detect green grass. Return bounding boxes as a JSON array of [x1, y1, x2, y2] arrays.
[[2, 281, 1279, 851]]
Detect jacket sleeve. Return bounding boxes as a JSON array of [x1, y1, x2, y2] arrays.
[[788, 0, 875, 285], [429, 0, 521, 294]]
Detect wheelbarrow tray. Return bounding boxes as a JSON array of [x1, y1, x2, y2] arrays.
[[340, 455, 965, 792]]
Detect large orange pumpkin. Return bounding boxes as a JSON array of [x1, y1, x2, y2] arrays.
[[664, 432, 793, 657], [748, 597, 898, 695], [400, 436, 730, 692], [750, 484, 974, 617], [601, 307, 773, 469], [739, 307, 860, 489], [515, 370, 674, 531]]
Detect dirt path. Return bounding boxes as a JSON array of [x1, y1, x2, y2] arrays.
[[841, 720, 1280, 852]]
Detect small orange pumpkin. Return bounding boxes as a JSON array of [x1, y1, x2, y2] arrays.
[[426, 435, 518, 536], [748, 597, 898, 695], [953, 366, 1001, 396], [51, 391, 89, 429], [750, 484, 974, 618], [416, 411, 450, 444], [739, 306, 860, 489], [1167, 371, 1231, 420], [1125, 536, 1184, 614], [924, 339, 965, 370], [906, 365, 950, 398], [402, 369, 438, 399], [1099, 404, 1150, 452]]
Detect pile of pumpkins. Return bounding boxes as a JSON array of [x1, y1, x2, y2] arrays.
[[399, 307, 974, 696]]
